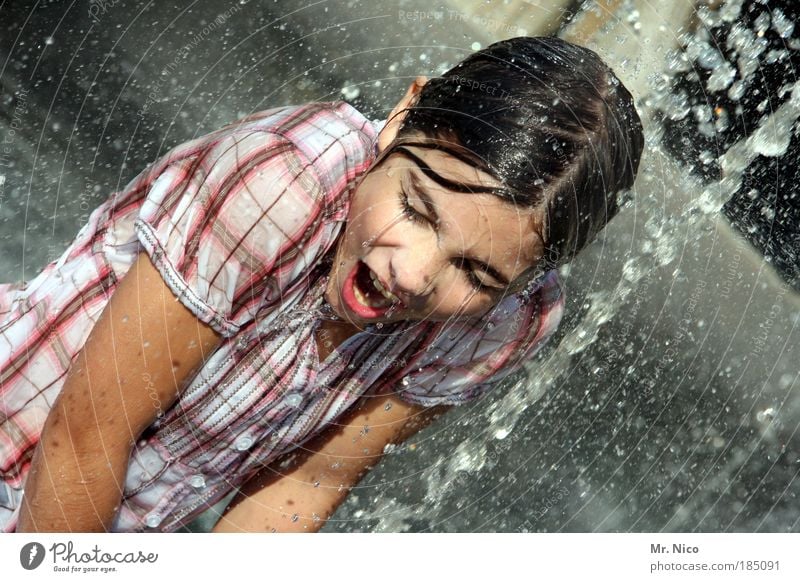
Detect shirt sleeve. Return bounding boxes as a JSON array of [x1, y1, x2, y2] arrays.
[[133, 129, 328, 338], [392, 270, 566, 407]]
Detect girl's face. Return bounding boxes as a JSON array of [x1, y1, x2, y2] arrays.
[[324, 139, 543, 329]]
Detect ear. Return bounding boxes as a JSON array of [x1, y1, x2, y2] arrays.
[[376, 75, 428, 153]]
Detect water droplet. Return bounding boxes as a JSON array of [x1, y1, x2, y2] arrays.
[[291, 513, 299, 522], [756, 408, 776, 423], [313, 480, 320, 487], [340, 82, 360, 100], [384, 402, 393, 411], [145, 513, 162, 528]]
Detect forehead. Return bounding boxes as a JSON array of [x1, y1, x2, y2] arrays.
[[390, 145, 542, 268]]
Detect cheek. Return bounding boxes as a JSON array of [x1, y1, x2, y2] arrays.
[[427, 282, 491, 318], [349, 196, 400, 236]]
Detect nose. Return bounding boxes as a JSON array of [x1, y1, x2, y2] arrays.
[[389, 249, 436, 302]]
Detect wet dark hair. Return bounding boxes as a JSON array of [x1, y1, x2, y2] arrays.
[[373, 36, 644, 290]]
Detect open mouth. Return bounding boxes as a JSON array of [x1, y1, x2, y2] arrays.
[[341, 260, 403, 319]]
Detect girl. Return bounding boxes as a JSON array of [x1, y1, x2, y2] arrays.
[[0, 36, 643, 532]]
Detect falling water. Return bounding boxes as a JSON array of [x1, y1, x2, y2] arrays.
[[1, 1, 797, 533], [328, 0, 800, 533]]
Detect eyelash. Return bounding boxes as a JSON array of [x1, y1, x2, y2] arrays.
[[399, 185, 488, 292], [399, 184, 428, 226]]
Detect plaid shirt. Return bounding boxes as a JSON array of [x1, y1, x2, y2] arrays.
[[0, 101, 565, 532]]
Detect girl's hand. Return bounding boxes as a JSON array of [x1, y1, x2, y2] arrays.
[[16, 251, 221, 532]]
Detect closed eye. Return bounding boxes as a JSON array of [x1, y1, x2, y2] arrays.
[[399, 183, 434, 228], [454, 257, 504, 293], [400, 174, 505, 294]]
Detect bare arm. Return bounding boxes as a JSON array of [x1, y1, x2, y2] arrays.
[[17, 251, 221, 532], [212, 393, 449, 532]]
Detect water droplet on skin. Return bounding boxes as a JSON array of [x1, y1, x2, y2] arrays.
[[291, 514, 299, 522], [313, 481, 320, 487], [121, 315, 129, 323], [384, 402, 393, 411]]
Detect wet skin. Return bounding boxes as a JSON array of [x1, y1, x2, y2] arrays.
[[322, 137, 544, 336]]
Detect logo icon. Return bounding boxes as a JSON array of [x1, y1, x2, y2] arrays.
[[19, 542, 46, 570]]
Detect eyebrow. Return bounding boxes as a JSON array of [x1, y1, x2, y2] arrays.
[[406, 168, 513, 289]]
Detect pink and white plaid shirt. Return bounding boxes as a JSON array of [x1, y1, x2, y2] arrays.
[[0, 101, 565, 532]]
